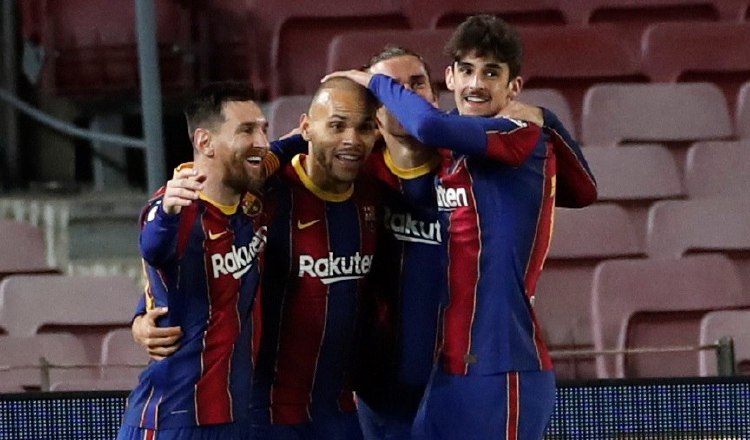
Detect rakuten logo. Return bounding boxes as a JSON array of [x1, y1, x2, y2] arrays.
[[211, 226, 267, 279], [436, 185, 469, 211], [383, 207, 441, 245], [298, 252, 373, 285]]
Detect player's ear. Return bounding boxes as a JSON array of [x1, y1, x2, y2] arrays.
[[508, 76, 523, 99], [300, 113, 312, 141], [445, 64, 455, 91], [194, 128, 213, 157]]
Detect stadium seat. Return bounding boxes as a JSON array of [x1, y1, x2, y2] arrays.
[[49, 378, 137, 392], [249, 0, 410, 97], [405, 0, 568, 29], [99, 328, 148, 382], [198, 0, 256, 85], [646, 197, 750, 259], [591, 254, 746, 378], [0, 334, 93, 392], [582, 145, 683, 202], [535, 204, 643, 379], [699, 309, 750, 376], [581, 83, 733, 145], [685, 141, 750, 198], [0, 274, 140, 337], [516, 25, 646, 133], [0, 220, 57, 280], [738, 81, 750, 138], [548, 204, 642, 260], [326, 29, 454, 88], [266, 95, 312, 141], [642, 22, 750, 111], [20, 0, 196, 97], [564, 0, 745, 25]]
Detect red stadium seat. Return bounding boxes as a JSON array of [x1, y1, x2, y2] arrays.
[[699, 309, 750, 376], [0, 274, 140, 337], [266, 95, 312, 141], [564, 0, 745, 25], [0, 334, 93, 392], [646, 197, 750, 259], [99, 328, 148, 384], [404, 0, 568, 29], [248, 0, 410, 97], [685, 141, 750, 198], [20, 0, 196, 98], [591, 255, 746, 378], [738, 81, 750, 138], [535, 204, 643, 380], [326, 29, 454, 88], [582, 145, 683, 202], [642, 22, 750, 111], [517, 26, 646, 134], [582, 83, 733, 145], [0, 220, 57, 281]]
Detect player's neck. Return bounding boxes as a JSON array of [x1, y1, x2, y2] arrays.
[[383, 132, 434, 168], [305, 157, 352, 194], [201, 176, 241, 207]]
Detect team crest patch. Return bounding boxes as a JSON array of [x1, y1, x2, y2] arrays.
[[241, 193, 263, 217], [362, 205, 377, 231]]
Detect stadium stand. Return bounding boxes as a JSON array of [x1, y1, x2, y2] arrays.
[[684, 141, 750, 198], [535, 204, 643, 379], [0, 334, 93, 392], [642, 22, 750, 111], [569, 0, 744, 25], [406, 0, 568, 29], [646, 197, 750, 259], [99, 328, 147, 382], [581, 83, 734, 145], [699, 309, 750, 376], [591, 254, 746, 378], [19, 0, 196, 97], [0, 220, 57, 281], [248, 0, 410, 97], [265, 95, 311, 141], [738, 81, 750, 138]]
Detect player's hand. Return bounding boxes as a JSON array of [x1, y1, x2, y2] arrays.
[[162, 168, 206, 215], [498, 100, 544, 127], [321, 70, 373, 88], [132, 308, 183, 361]]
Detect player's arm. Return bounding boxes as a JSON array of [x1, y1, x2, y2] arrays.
[[367, 73, 541, 165], [140, 168, 204, 265], [541, 108, 598, 208], [262, 133, 307, 177]]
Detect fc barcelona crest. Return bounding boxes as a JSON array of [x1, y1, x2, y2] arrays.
[[241, 193, 263, 217], [363, 205, 377, 231]]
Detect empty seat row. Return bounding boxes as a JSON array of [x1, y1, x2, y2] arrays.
[[0, 328, 146, 392]]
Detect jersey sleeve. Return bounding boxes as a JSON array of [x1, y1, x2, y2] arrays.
[[542, 108, 598, 208], [133, 294, 147, 319], [139, 196, 181, 266], [368, 74, 542, 165], [263, 134, 307, 177]]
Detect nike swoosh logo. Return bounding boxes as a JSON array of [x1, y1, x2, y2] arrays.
[[297, 219, 321, 230], [208, 230, 228, 240]]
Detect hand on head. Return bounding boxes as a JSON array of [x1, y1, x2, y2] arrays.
[[321, 70, 373, 88]]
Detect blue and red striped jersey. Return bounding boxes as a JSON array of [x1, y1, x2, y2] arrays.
[[122, 163, 267, 429], [355, 149, 445, 409], [368, 74, 597, 376], [251, 154, 380, 425]]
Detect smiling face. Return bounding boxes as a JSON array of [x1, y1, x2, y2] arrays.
[[368, 54, 437, 136], [301, 80, 379, 193], [445, 51, 522, 117], [210, 100, 269, 192]]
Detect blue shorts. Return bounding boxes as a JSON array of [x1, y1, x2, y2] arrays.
[[117, 421, 250, 440], [250, 408, 363, 440], [412, 369, 555, 440], [357, 397, 415, 440]]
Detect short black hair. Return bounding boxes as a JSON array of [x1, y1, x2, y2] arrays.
[[184, 82, 256, 141], [445, 14, 523, 80]]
